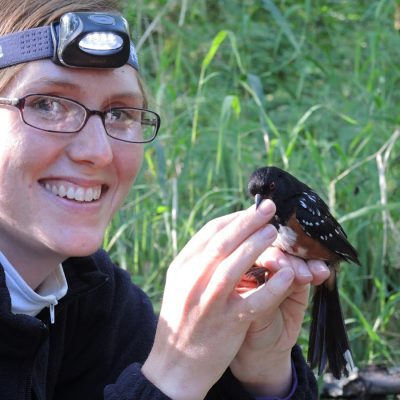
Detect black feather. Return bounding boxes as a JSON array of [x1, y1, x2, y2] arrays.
[[308, 268, 353, 379]]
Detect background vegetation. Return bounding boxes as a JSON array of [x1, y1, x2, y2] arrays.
[[106, 0, 400, 383]]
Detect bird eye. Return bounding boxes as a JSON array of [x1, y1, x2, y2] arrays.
[[269, 182, 276, 190]]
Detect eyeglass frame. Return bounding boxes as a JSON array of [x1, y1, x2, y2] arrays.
[[0, 93, 161, 144]]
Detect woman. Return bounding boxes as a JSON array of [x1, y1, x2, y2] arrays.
[[0, 0, 330, 399]]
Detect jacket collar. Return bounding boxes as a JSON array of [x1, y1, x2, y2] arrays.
[[58, 251, 110, 304]]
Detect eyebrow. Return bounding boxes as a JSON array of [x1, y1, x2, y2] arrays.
[[18, 78, 144, 103], [20, 78, 81, 93]]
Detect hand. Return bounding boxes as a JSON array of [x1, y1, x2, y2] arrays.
[[230, 249, 330, 397], [142, 200, 297, 400]]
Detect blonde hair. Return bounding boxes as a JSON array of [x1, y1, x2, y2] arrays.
[[0, 0, 124, 93]]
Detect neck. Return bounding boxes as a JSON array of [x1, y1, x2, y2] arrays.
[[0, 244, 64, 291]]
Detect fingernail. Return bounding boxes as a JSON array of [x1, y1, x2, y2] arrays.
[[315, 261, 330, 273], [299, 263, 312, 278], [256, 199, 275, 216], [278, 267, 294, 281]]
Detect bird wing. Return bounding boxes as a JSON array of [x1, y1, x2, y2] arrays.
[[295, 191, 359, 264]]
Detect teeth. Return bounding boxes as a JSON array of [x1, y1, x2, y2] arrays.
[[59, 185, 66, 198], [44, 182, 102, 202], [85, 187, 94, 202], [67, 186, 75, 200], [75, 187, 84, 202]]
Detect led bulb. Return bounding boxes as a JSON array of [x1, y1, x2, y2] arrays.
[[79, 32, 123, 53]]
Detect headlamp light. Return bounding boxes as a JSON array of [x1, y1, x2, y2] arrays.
[[79, 33, 124, 53], [53, 12, 131, 68], [0, 12, 138, 70]]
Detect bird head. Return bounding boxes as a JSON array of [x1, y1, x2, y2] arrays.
[[248, 166, 303, 210]]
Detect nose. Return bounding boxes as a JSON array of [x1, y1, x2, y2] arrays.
[[66, 114, 113, 167]]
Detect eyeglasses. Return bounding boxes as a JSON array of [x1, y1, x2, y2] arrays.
[[0, 94, 160, 143]]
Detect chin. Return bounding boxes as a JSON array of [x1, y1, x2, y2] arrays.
[[65, 245, 102, 258], [49, 235, 105, 259]]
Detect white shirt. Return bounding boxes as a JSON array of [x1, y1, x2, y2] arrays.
[[0, 251, 68, 323]]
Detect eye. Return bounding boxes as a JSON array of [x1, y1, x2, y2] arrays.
[[269, 181, 276, 190], [24, 95, 72, 122], [30, 96, 64, 114], [106, 109, 131, 122]]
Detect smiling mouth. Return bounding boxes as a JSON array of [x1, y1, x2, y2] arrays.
[[40, 181, 105, 202]]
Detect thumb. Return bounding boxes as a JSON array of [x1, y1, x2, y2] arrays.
[[245, 268, 295, 314]]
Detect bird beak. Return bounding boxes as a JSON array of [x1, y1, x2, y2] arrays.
[[254, 193, 263, 210]]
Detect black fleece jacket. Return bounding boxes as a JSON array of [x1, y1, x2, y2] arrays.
[[0, 249, 317, 400]]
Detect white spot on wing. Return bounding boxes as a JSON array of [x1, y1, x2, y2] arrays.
[[303, 192, 317, 203], [337, 250, 351, 258]]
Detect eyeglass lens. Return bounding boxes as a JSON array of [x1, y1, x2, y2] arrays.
[[21, 94, 158, 143]]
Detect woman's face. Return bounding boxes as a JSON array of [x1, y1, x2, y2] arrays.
[[0, 60, 144, 265]]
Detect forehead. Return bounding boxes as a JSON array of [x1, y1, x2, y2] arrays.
[[7, 60, 143, 104]]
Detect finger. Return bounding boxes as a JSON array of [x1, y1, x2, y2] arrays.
[[173, 200, 276, 278], [236, 279, 258, 294], [204, 224, 277, 297], [287, 256, 313, 284], [205, 200, 276, 265], [255, 246, 297, 271], [265, 255, 330, 286], [171, 211, 241, 267], [244, 267, 295, 315], [256, 248, 317, 284], [307, 259, 331, 285]]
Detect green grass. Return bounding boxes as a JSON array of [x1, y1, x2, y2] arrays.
[[106, 0, 400, 372]]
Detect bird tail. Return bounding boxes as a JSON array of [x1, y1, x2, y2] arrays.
[[307, 270, 355, 379]]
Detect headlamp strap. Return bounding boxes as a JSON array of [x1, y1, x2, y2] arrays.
[[0, 27, 54, 69], [0, 24, 139, 70]]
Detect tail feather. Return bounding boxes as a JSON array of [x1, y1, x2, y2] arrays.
[[307, 274, 355, 379], [308, 282, 328, 375]]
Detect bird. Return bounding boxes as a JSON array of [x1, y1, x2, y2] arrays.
[[247, 165, 360, 379]]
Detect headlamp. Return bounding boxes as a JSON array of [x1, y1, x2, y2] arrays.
[[0, 12, 138, 70]]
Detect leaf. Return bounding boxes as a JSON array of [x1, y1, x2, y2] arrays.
[[261, 0, 300, 52], [202, 30, 228, 70]]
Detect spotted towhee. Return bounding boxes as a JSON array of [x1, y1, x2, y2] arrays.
[[248, 166, 359, 379]]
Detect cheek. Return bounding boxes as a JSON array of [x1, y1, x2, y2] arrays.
[[0, 115, 25, 184], [0, 108, 43, 155], [114, 144, 144, 199], [0, 114, 63, 200], [0, 126, 33, 218], [0, 110, 20, 151]]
